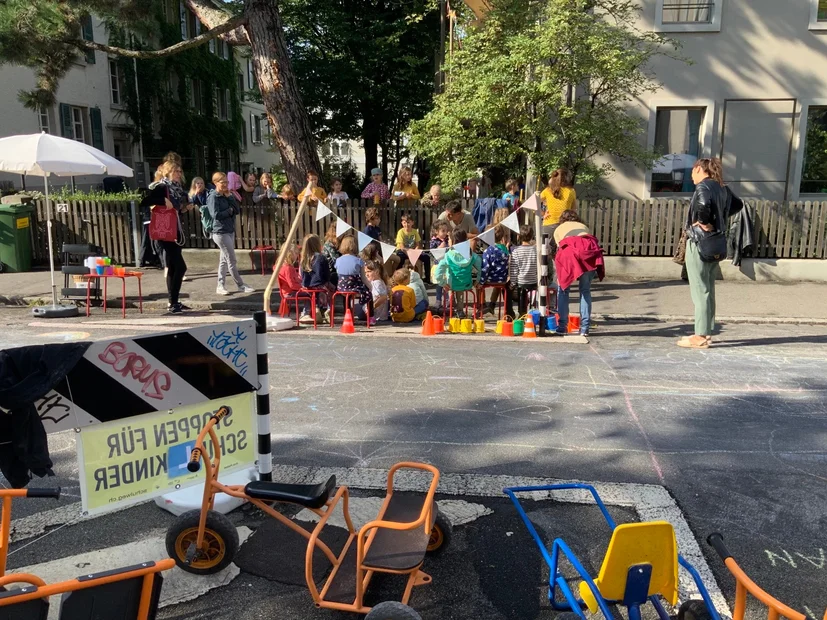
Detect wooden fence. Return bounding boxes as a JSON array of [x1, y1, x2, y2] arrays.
[[30, 198, 827, 265]]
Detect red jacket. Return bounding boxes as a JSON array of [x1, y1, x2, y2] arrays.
[[554, 234, 605, 290], [278, 263, 302, 295]]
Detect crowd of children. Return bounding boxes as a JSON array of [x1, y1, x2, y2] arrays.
[[275, 167, 602, 336]]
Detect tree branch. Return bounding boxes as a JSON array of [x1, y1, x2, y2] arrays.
[[68, 14, 247, 58], [185, 0, 249, 45]]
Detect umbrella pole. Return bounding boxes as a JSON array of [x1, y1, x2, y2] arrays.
[[45, 174, 58, 307]]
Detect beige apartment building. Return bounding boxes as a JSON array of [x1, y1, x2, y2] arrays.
[[0, 8, 279, 192], [604, 0, 827, 202]]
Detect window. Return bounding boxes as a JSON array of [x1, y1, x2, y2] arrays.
[[655, 0, 722, 32], [341, 142, 351, 158], [179, 1, 188, 39], [799, 106, 827, 194], [263, 117, 272, 145], [80, 14, 95, 64], [331, 143, 340, 157], [109, 60, 122, 105], [216, 88, 230, 120], [650, 107, 706, 194], [38, 107, 51, 134], [241, 119, 248, 152], [251, 113, 262, 144], [237, 73, 245, 98], [209, 38, 216, 54], [809, 0, 827, 30], [247, 59, 254, 89], [190, 79, 206, 114], [321, 142, 331, 157], [72, 107, 86, 143]]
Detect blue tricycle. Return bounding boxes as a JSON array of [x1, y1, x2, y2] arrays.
[[504, 483, 720, 620]]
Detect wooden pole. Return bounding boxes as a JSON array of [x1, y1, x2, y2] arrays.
[[263, 181, 314, 316]]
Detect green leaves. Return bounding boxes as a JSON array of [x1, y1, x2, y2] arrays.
[[410, 0, 678, 192]]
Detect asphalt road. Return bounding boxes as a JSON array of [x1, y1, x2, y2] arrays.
[[0, 309, 824, 619]]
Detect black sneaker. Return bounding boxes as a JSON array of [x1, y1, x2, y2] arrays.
[[168, 303, 184, 314]]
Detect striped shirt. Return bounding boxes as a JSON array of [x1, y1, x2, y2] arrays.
[[509, 245, 537, 285]]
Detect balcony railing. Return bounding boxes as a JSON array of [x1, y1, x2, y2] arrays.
[[661, 1, 714, 24]]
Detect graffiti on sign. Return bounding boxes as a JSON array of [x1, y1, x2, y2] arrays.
[[207, 326, 249, 377], [98, 341, 171, 400], [36, 393, 71, 425], [78, 392, 255, 515]]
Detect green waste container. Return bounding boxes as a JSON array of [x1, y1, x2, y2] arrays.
[[0, 203, 35, 273]]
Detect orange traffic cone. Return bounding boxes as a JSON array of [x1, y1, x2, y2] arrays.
[[421, 311, 435, 336], [340, 309, 355, 334], [522, 314, 537, 338]]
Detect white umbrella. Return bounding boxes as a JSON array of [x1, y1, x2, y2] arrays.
[[0, 133, 134, 317]]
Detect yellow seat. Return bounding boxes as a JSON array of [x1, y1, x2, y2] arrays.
[[579, 521, 679, 612]]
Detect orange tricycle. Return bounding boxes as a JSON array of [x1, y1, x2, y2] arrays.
[[0, 486, 61, 577], [165, 405, 451, 619]]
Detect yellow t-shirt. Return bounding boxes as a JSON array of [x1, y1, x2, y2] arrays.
[[395, 229, 422, 249], [390, 285, 416, 323], [391, 182, 420, 201], [298, 186, 328, 202], [541, 186, 576, 226]]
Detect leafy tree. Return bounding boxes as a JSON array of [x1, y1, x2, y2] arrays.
[[0, 0, 321, 188], [280, 0, 440, 180], [409, 0, 677, 192], [801, 108, 827, 193]]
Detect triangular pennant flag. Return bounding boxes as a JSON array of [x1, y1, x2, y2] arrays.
[[476, 227, 496, 246], [380, 242, 397, 264], [429, 247, 447, 262], [335, 216, 352, 237], [453, 240, 471, 260], [501, 210, 521, 233], [315, 202, 332, 221], [521, 192, 540, 211], [406, 249, 423, 267], [357, 231, 374, 252]]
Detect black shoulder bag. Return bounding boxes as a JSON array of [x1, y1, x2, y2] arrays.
[[691, 185, 730, 263]]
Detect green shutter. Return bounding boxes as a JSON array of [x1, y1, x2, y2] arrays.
[[90, 107, 104, 151], [59, 103, 73, 139], [81, 15, 95, 64]]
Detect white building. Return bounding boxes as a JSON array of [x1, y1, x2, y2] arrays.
[[0, 9, 279, 193]]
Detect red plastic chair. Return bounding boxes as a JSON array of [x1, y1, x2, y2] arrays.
[[293, 288, 327, 329], [477, 283, 509, 321], [447, 288, 479, 320], [330, 291, 371, 329]]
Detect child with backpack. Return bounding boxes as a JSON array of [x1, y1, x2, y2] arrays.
[[434, 229, 481, 317]]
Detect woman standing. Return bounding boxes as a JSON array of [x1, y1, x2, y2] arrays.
[[541, 168, 576, 239], [209, 172, 255, 296], [240, 172, 257, 206], [253, 172, 278, 207], [143, 161, 192, 313], [391, 166, 420, 212], [679, 158, 733, 349]]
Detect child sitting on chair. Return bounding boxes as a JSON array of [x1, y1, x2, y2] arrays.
[[509, 224, 538, 317], [434, 229, 481, 318], [480, 225, 514, 318], [429, 221, 450, 309], [299, 234, 334, 324], [277, 244, 303, 315], [390, 268, 419, 323], [335, 236, 374, 324], [406, 263, 429, 317], [366, 260, 390, 322]]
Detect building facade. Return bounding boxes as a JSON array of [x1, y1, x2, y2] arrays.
[[603, 0, 827, 202], [0, 6, 280, 193]]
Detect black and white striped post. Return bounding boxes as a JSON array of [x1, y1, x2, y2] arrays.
[[538, 233, 550, 337], [253, 311, 272, 481]]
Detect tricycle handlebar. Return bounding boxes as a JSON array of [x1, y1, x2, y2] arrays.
[[707, 533, 731, 561], [25, 488, 61, 499]]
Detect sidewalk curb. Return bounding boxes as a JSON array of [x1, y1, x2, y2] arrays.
[[5, 297, 827, 326]]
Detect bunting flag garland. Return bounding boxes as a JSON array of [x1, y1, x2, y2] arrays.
[[430, 247, 447, 262], [315, 202, 332, 221], [335, 216, 352, 237], [476, 227, 496, 247], [380, 242, 397, 264], [406, 248, 423, 267], [453, 240, 471, 260], [357, 231, 374, 252], [501, 210, 521, 233], [521, 192, 540, 212]]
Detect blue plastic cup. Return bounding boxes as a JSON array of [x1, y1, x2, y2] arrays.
[[547, 316, 557, 331], [96, 265, 105, 275]]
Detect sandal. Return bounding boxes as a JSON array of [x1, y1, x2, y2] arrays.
[[677, 335, 710, 349]]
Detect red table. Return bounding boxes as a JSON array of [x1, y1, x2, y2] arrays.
[[81, 272, 144, 318]]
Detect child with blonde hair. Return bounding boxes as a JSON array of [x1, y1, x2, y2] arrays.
[[390, 268, 417, 323], [365, 260, 390, 321]]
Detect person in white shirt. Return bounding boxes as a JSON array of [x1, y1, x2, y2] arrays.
[[328, 178, 349, 208]]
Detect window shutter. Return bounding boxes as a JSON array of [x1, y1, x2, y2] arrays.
[[179, 1, 188, 39], [59, 103, 74, 139], [90, 107, 104, 151], [247, 59, 254, 89], [209, 38, 216, 54], [81, 15, 96, 64]]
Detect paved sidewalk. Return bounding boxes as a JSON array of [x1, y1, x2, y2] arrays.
[[1, 265, 825, 323]]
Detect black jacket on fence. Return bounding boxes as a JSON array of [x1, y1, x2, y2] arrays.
[[0, 343, 90, 488], [728, 199, 754, 267]]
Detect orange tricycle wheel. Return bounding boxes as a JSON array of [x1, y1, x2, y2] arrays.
[[166, 509, 239, 575]]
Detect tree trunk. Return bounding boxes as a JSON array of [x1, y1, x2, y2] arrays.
[[362, 121, 379, 179], [244, 0, 321, 189]]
